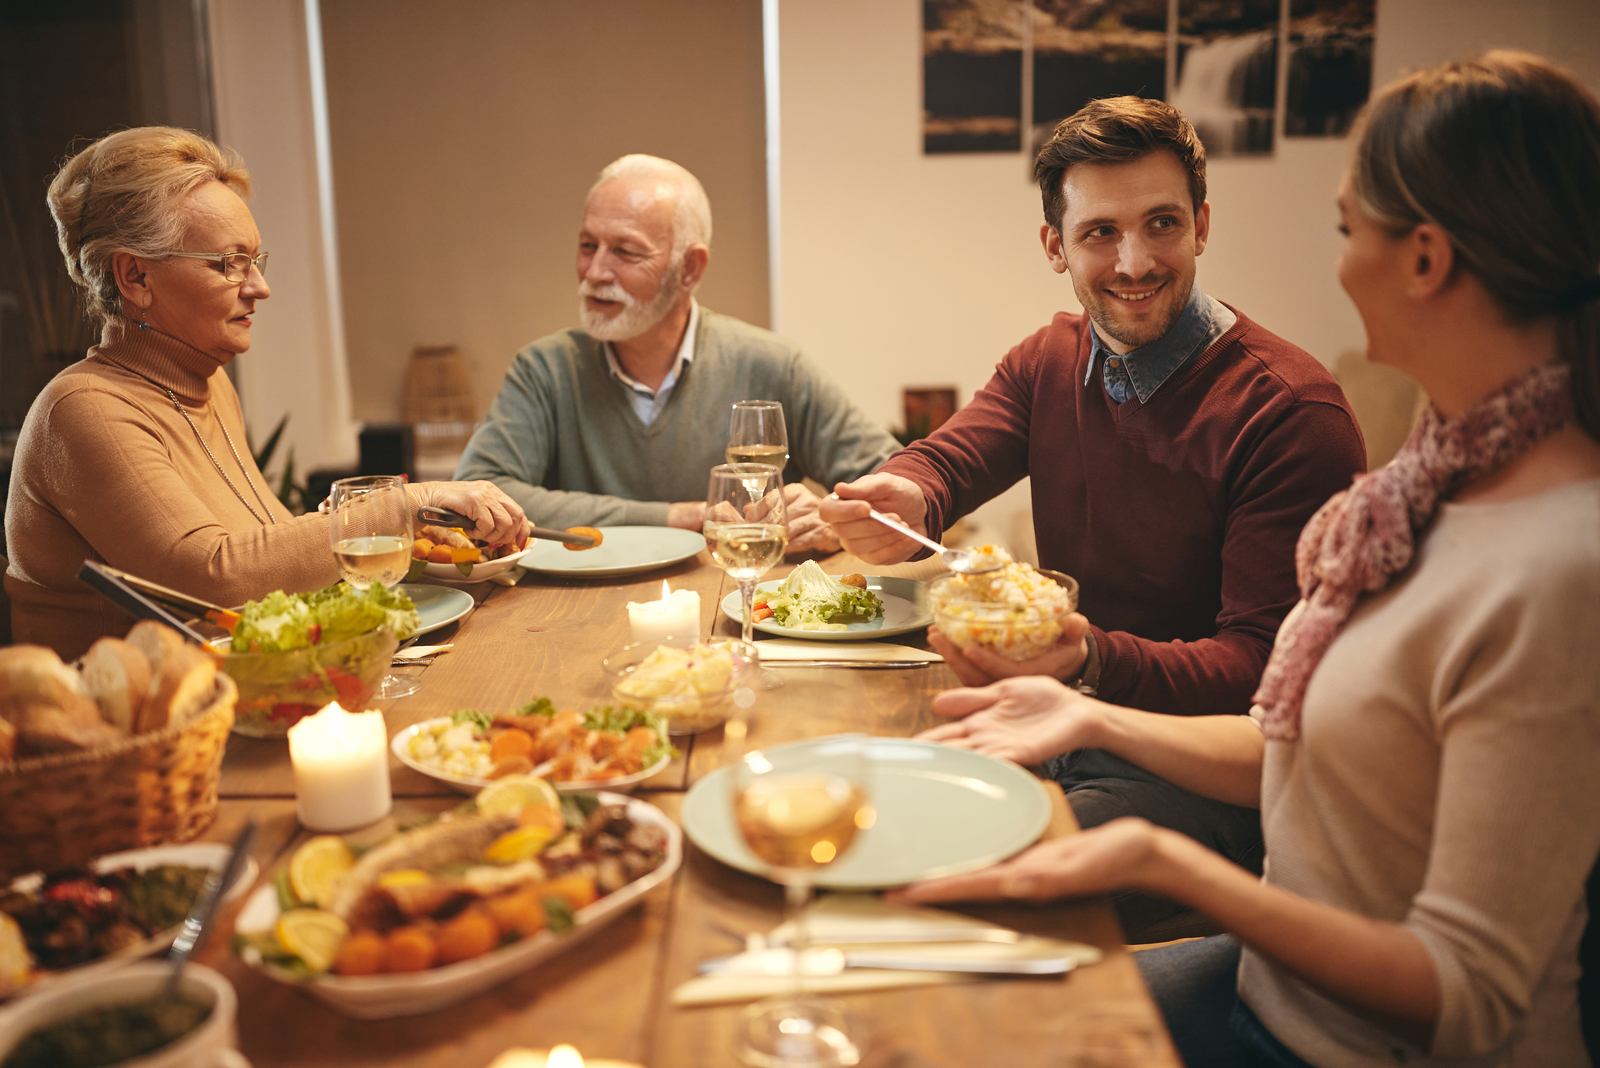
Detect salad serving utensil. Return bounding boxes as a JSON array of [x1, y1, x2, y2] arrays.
[[163, 820, 257, 998], [77, 561, 214, 646], [416, 507, 596, 547]]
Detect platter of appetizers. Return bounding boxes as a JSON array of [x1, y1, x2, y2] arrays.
[[232, 787, 680, 1018]]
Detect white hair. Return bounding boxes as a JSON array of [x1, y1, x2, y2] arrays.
[[588, 154, 713, 257]]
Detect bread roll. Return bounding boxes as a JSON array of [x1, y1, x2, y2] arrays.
[[79, 638, 152, 733], [125, 620, 188, 681], [0, 716, 14, 762], [2, 698, 127, 756], [140, 643, 217, 732], [0, 645, 95, 710]]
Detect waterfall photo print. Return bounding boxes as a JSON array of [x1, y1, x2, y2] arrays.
[[1029, 0, 1168, 153], [1170, 0, 1279, 156], [923, 0, 1026, 153]]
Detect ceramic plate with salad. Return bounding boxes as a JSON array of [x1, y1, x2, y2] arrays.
[[392, 698, 675, 795], [720, 563, 933, 641]]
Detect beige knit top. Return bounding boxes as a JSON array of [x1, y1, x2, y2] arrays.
[[1241, 479, 1600, 1067], [4, 319, 339, 659]]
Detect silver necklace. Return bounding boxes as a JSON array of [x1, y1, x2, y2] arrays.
[[104, 351, 278, 526]]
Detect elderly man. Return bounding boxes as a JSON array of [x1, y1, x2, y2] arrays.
[[456, 155, 895, 552], [821, 98, 1366, 935]]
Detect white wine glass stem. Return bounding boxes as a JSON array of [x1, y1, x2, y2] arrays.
[[739, 577, 758, 646], [785, 879, 812, 1002]]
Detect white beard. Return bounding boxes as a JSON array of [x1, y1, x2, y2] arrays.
[[577, 262, 684, 341]]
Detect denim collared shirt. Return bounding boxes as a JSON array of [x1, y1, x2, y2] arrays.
[[1085, 285, 1236, 404]]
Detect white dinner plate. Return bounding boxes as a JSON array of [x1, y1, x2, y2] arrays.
[[720, 576, 933, 641], [682, 736, 1050, 890], [400, 583, 474, 636], [233, 794, 681, 1019], [7, 842, 259, 998], [517, 526, 705, 578], [390, 717, 672, 795], [415, 545, 531, 584]]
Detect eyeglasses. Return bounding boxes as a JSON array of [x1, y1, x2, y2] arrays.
[[160, 251, 270, 283]]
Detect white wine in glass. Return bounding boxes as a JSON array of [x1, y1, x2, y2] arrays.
[[704, 464, 788, 647], [729, 725, 873, 1068], [328, 475, 420, 699], [726, 400, 789, 473]]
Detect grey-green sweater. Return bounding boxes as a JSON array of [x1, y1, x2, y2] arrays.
[[455, 309, 897, 528]]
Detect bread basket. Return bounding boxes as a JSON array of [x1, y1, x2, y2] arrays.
[[0, 672, 236, 879]]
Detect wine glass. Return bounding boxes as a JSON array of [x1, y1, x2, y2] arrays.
[[728, 721, 874, 1068], [705, 463, 787, 689], [328, 475, 419, 699], [727, 400, 789, 475]]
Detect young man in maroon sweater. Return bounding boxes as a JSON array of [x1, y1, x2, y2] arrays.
[[820, 98, 1366, 937]]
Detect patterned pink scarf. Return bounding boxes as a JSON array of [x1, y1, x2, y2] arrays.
[[1253, 361, 1576, 741]]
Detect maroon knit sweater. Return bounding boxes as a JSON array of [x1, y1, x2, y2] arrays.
[[883, 308, 1366, 717]]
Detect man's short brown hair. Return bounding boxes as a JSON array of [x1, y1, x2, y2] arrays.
[[1034, 97, 1207, 233]]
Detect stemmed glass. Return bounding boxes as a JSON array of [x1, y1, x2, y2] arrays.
[[705, 463, 788, 689], [728, 720, 873, 1068], [328, 475, 420, 699], [726, 400, 789, 474]]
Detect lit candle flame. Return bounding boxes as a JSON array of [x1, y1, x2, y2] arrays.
[[546, 1045, 584, 1068], [659, 579, 671, 603]]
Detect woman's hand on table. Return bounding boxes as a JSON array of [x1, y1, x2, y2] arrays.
[[408, 481, 531, 546], [887, 817, 1168, 905], [928, 617, 1090, 687], [783, 484, 841, 555], [919, 675, 1103, 766]]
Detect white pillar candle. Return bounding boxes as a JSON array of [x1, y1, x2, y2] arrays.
[[287, 701, 392, 832], [626, 581, 700, 648]]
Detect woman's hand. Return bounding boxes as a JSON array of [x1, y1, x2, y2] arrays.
[[918, 676, 1103, 766], [887, 818, 1167, 905], [409, 481, 531, 547], [928, 617, 1090, 687]]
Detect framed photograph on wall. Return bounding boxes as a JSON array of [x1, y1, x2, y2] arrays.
[[923, 0, 1027, 153], [1285, 0, 1375, 137], [1170, 0, 1280, 157]]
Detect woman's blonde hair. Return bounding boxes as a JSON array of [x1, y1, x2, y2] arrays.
[[1348, 50, 1600, 435], [46, 126, 251, 325]]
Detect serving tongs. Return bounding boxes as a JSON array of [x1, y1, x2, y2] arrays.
[[417, 506, 596, 547], [163, 820, 257, 998], [76, 561, 217, 646]]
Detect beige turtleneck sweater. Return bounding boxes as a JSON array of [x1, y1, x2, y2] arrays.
[[4, 319, 339, 659]]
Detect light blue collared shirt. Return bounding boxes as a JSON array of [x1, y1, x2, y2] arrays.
[[604, 299, 700, 425], [1085, 285, 1236, 404]]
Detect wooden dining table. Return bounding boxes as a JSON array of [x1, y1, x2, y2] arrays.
[[195, 547, 1184, 1068]]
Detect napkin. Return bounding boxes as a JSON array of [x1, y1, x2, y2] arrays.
[[671, 894, 1100, 1006], [753, 639, 942, 663]]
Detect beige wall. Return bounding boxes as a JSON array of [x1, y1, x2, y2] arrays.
[[318, 0, 770, 426], [775, 0, 1600, 434]]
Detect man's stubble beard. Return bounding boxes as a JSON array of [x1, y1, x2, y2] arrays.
[[1075, 272, 1194, 352], [577, 257, 686, 341]]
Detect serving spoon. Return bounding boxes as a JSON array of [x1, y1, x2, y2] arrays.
[[828, 498, 1001, 575]]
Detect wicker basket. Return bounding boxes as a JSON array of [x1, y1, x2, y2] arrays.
[[0, 673, 237, 879]]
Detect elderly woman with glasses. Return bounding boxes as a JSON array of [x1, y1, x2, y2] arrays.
[[4, 127, 530, 659]]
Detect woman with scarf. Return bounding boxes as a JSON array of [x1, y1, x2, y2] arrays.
[[890, 52, 1600, 1068], [4, 127, 530, 659]]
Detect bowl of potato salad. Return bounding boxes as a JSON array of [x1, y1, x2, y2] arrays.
[[928, 548, 1079, 662], [603, 641, 756, 734]]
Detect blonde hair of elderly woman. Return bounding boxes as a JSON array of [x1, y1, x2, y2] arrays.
[[47, 126, 251, 325]]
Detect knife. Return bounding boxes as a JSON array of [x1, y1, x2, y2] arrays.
[[696, 947, 1077, 977], [416, 507, 596, 547], [761, 661, 932, 669]]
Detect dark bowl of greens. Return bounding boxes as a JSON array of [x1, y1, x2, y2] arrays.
[[217, 583, 417, 737]]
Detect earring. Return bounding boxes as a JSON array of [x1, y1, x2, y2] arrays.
[[138, 303, 150, 330]]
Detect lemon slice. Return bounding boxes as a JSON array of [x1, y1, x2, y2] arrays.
[[376, 869, 432, 890], [484, 825, 556, 863], [0, 914, 32, 995], [274, 909, 349, 972], [477, 773, 560, 818], [289, 835, 355, 909]]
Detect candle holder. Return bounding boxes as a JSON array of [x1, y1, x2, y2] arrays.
[[287, 701, 393, 832]]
